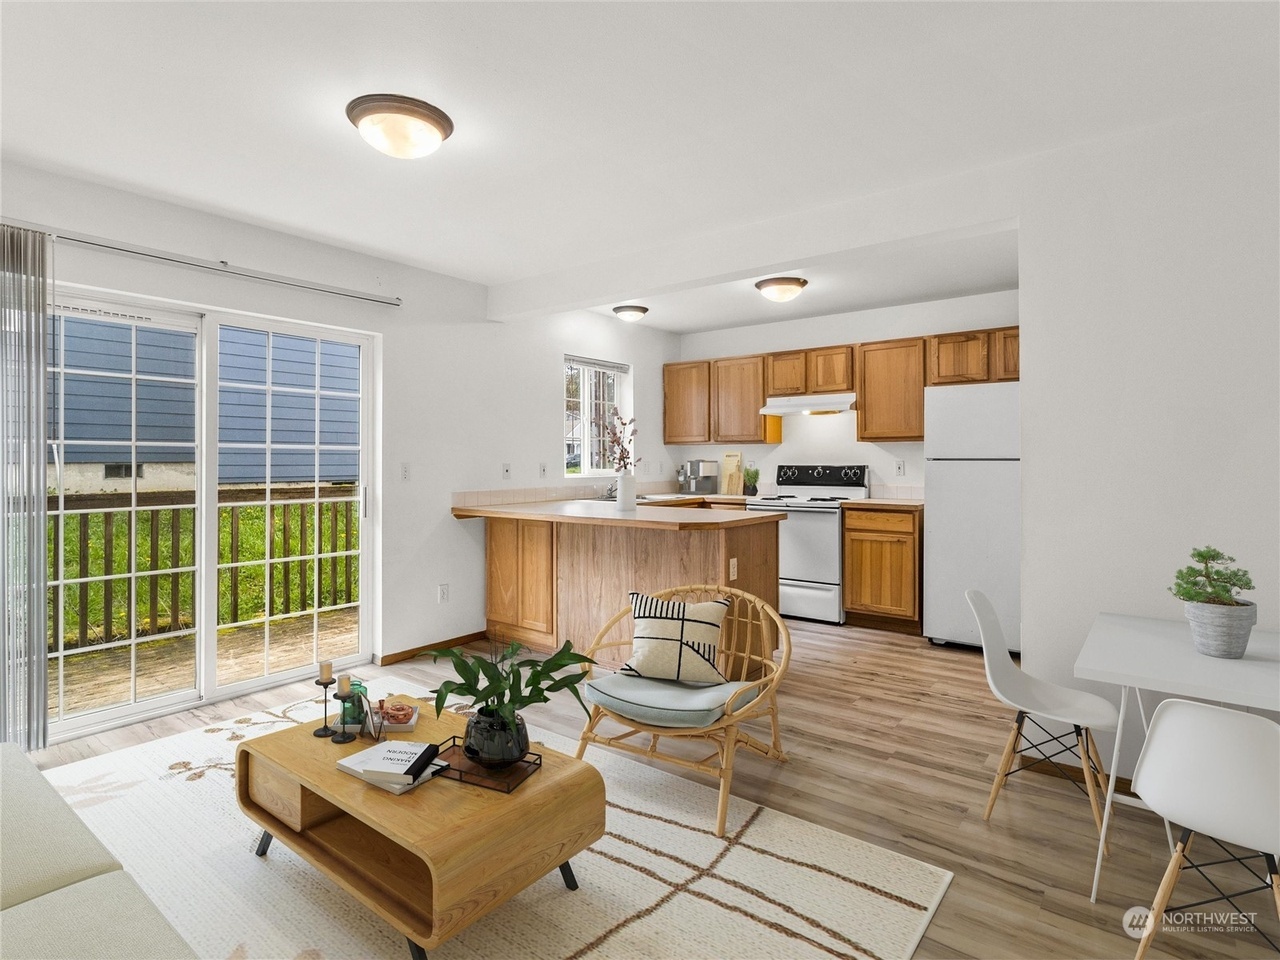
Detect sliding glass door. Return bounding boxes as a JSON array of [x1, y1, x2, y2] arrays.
[[214, 325, 364, 688], [46, 304, 201, 728], [46, 300, 371, 737]]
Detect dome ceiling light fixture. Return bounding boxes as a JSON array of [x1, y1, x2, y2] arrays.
[[613, 305, 648, 322], [345, 94, 454, 159], [754, 276, 809, 303]]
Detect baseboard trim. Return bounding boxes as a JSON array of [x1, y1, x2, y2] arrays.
[[843, 611, 922, 636], [1016, 755, 1136, 797], [376, 631, 487, 666]]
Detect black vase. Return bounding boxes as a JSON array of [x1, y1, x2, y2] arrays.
[[743, 483, 758, 496], [463, 708, 529, 769]]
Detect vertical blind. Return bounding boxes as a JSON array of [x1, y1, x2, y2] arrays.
[[1, 224, 50, 750]]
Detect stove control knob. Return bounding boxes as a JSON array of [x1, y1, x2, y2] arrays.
[[841, 467, 855, 480], [812, 467, 825, 479]]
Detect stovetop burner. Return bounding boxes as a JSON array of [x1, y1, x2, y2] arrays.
[[745, 465, 870, 509]]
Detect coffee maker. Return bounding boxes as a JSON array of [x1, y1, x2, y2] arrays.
[[677, 459, 719, 494]]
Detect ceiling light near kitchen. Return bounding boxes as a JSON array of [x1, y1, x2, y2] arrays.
[[755, 277, 808, 302], [346, 94, 454, 159], [613, 305, 648, 322]]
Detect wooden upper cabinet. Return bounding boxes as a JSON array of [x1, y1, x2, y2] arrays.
[[711, 355, 779, 443], [992, 327, 1020, 381], [927, 332, 990, 385], [663, 361, 711, 444], [856, 338, 925, 441], [807, 346, 854, 393], [766, 346, 853, 395], [765, 352, 807, 396]]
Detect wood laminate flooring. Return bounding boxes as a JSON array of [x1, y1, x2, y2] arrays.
[[30, 621, 1279, 960]]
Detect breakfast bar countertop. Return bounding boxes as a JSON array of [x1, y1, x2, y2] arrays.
[[450, 500, 785, 530]]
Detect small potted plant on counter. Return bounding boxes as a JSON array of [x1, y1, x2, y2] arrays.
[[742, 467, 760, 497], [430, 640, 594, 767], [1169, 545, 1257, 658]]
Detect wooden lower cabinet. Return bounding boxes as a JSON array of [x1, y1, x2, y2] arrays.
[[486, 517, 556, 650], [843, 508, 922, 625]]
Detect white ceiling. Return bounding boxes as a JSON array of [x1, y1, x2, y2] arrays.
[[586, 224, 1020, 333], [1, 2, 1272, 328]]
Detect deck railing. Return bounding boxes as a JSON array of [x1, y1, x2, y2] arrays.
[[49, 484, 358, 649]]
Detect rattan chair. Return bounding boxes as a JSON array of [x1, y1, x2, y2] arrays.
[[574, 585, 791, 837]]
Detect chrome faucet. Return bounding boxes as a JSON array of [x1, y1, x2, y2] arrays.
[[603, 480, 618, 499]]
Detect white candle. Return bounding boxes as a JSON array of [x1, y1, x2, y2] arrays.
[[318, 661, 333, 683], [337, 674, 351, 696]]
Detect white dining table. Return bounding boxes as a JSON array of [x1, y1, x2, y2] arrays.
[[1074, 612, 1280, 902]]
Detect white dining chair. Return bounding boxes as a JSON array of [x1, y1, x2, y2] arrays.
[[966, 589, 1119, 839], [1129, 698, 1280, 959]]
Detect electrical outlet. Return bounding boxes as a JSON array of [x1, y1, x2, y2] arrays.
[[400, 462, 410, 482], [642, 461, 650, 474], [437, 583, 449, 604], [539, 462, 547, 479], [729, 557, 738, 581], [894, 460, 906, 477], [502, 463, 511, 480]]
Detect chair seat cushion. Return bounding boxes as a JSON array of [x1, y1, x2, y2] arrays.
[[585, 673, 760, 728], [621, 592, 732, 684]]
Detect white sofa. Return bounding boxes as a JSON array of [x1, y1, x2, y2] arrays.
[[0, 742, 196, 960]]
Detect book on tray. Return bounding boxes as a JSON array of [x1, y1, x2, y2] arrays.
[[337, 741, 448, 794]]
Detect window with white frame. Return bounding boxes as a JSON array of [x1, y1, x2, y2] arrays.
[[564, 355, 629, 476]]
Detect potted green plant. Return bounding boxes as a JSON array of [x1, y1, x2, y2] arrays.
[[742, 466, 760, 497], [1169, 546, 1257, 659], [430, 640, 594, 767]]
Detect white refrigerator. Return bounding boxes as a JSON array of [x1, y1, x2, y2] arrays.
[[923, 382, 1021, 650]]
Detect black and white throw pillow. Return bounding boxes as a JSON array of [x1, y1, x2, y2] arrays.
[[620, 592, 729, 683]]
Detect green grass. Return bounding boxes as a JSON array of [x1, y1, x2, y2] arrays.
[[49, 500, 359, 650]]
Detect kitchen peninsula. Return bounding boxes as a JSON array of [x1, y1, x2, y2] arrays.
[[451, 501, 783, 666]]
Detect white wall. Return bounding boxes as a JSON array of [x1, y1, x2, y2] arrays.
[[8, 90, 1277, 771], [487, 99, 1280, 769], [671, 290, 1018, 493], [2, 164, 679, 660]]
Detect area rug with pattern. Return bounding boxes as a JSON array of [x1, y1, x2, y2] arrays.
[[43, 678, 952, 960]]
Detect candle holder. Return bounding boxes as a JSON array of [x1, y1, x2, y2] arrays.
[[313, 678, 337, 738], [331, 692, 357, 744]]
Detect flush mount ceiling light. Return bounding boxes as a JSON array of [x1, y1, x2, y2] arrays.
[[345, 94, 454, 159], [613, 305, 648, 322], [754, 277, 808, 303]]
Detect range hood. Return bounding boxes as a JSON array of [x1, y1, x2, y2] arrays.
[[759, 392, 857, 416]]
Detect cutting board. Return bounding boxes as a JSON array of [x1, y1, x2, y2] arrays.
[[720, 453, 743, 495]]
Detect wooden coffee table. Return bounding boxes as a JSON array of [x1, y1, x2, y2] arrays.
[[235, 697, 605, 959]]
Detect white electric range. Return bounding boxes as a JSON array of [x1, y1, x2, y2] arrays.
[[745, 464, 868, 623]]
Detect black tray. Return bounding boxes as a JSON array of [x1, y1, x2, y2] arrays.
[[435, 735, 542, 793]]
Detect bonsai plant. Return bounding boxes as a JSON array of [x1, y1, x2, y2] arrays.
[[1169, 546, 1257, 659], [742, 466, 760, 497], [430, 640, 594, 767]]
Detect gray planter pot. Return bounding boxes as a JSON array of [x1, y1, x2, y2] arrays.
[[1184, 600, 1257, 659]]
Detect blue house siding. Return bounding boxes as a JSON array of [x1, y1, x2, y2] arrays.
[[51, 316, 359, 483]]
